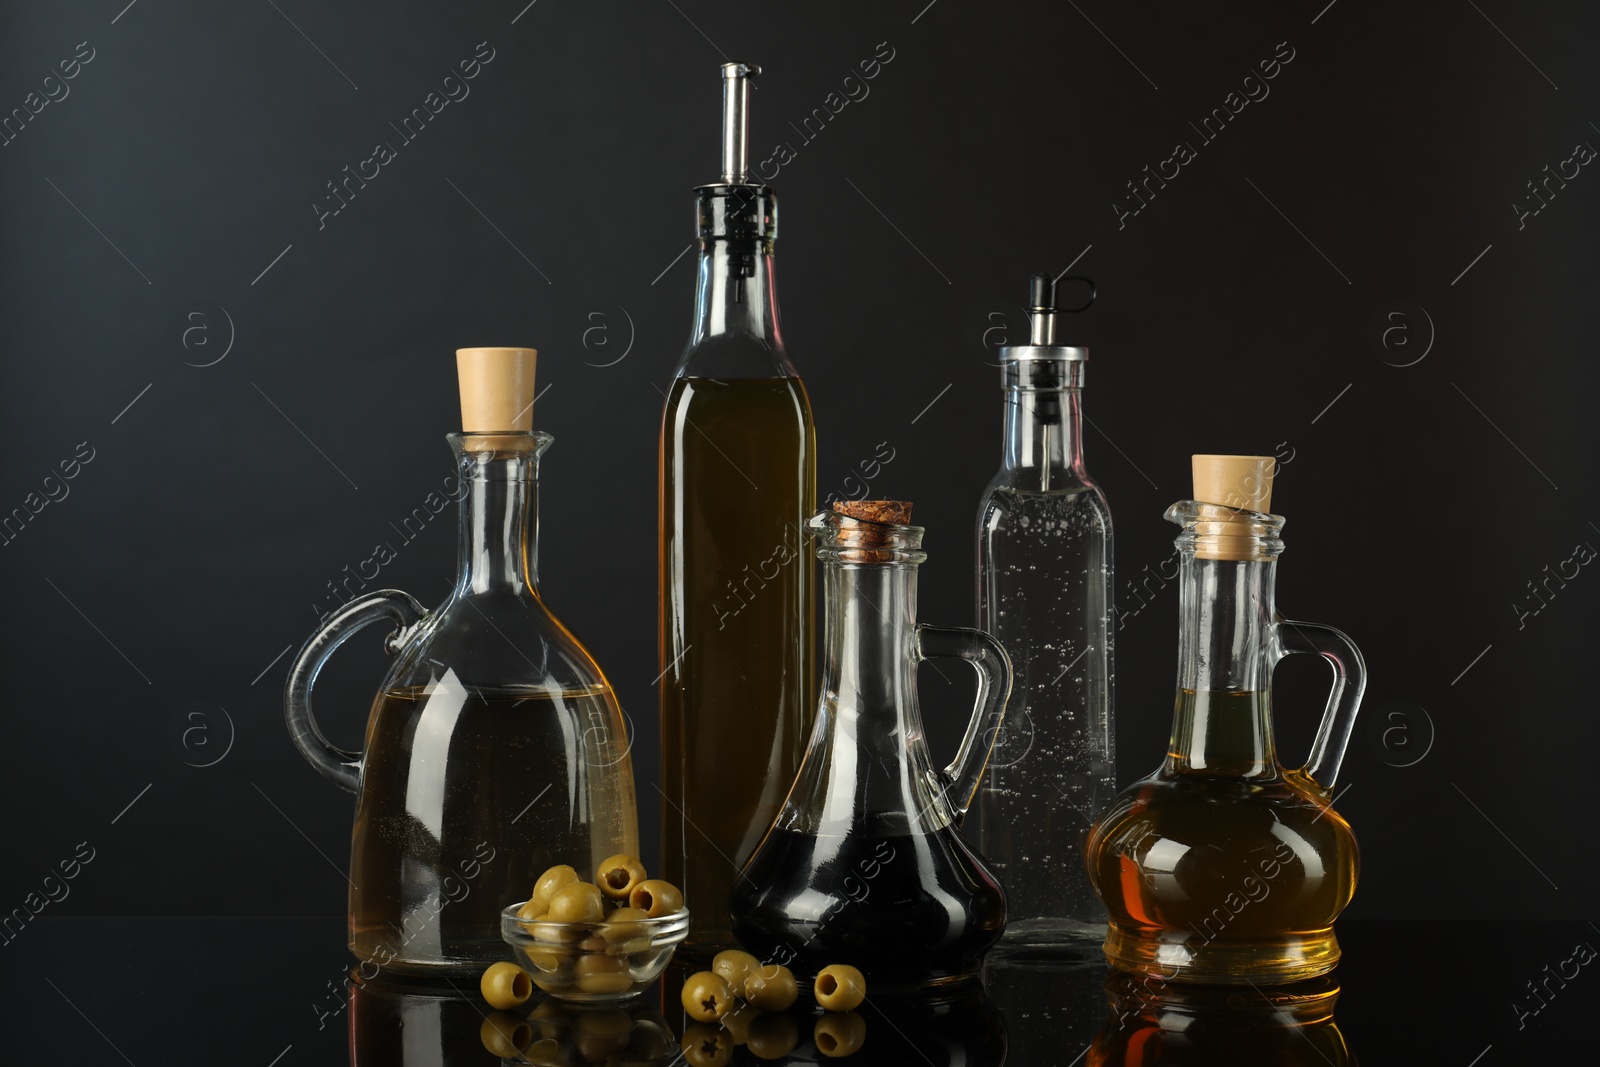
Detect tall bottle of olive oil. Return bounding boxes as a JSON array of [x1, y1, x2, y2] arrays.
[[659, 61, 816, 956]]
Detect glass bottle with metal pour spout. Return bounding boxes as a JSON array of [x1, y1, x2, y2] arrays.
[[1085, 455, 1364, 984], [660, 61, 816, 956], [974, 272, 1113, 954], [284, 347, 639, 975], [731, 501, 1011, 992]]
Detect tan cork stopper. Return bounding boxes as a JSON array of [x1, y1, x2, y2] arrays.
[[830, 500, 913, 563], [456, 348, 537, 439], [1191, 455, 1276, 561], [832, 500, 913, 525]]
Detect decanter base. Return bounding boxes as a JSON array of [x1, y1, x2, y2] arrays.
[[1102, 922, 1341, 985]]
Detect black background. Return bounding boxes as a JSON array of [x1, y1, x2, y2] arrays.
[[2, 0, 1595, 943]]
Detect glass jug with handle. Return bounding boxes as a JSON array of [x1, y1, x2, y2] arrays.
[[1086, 455, 1364, 985], [731, 500, 1012, 992], [283, 347, 639, 976]]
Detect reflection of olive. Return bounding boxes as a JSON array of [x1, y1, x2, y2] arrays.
[[523, 1036, 571, 1066], [746, 1012, 800, 1060], [597, 853, 649, 899], [479, 1012, 533, 1057], [628, 879, 684, 917], [719, 1002, 756, 1045], [681, 970, 734, 1022], [480, 961, 534, 1009], [682, 1023, 734, 1067], [711, 949, 760, 998], [814, 964, 866, 1012], [573, 1008, 633, 1060], [629, 1017, 673, 1059], [744, 965, 798, 1012], [531, 997, 570, 1037], [814, 1011, 867, 1058]]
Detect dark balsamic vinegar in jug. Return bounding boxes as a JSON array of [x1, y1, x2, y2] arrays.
[[731, 502, 1010, 992]]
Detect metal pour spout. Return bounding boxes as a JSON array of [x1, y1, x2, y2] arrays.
[[720, 61, 760, 184]]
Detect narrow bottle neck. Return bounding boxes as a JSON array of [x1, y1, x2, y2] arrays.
[[455, 450, 540, 596], [1166, 553, 1280, 776], [1001, 362, 1085, 483], [691, 239, 783, 349], [821, 561, 919, 724]]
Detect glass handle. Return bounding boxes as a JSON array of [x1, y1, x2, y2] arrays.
[[283, 589, 426, 794], [1275, 618, 1367, 793], [916, 624, 1015, 826]]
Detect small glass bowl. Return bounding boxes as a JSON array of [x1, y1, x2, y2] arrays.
[[500, 902, 690, 1004]]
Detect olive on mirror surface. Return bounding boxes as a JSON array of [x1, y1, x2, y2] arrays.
[[742, 964, 798, 1012], [681, 970, 734, 1023], [628, 879, 684, 917], [573, 1007, 633, 1060], [745, 1011, 800, 1060], [479, 1011, 534, 1057], [813, 964, 866, 1012], [597, 853, 649, 899], [710, 948, 760, 998], [717, 1001, 756, 1045], [480, 960, 534, 1009], [814, 1011, 867, 1058]]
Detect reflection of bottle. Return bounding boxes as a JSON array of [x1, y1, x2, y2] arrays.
[[731, 502, 1009, 992], [1088, 972, 1353, 1066], [975, 273, 1114, 953], [285, 348, 639, 975], [659, 62, 816, 956], [1086, 456, 1364, 984]]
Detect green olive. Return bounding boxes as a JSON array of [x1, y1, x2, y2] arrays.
[[710, 949, 761, 998], [524, 945, 569, 972], [628, 879, 684, 917], [813, 964, 867, 1012], [479, 1012, 533, 1057], [600, 907, 650, 945], [682, 1023, 733, 1067], [518, 900, 549, 921], [742, 965, 798, 1012], [597, 853, 649, 900], [574, 951, 633, 995], [530, 865, 581, 913], [813, 1011, 867, 1058], [479, 960, 534, 1009], [547, 881, 606, 923], [746, 1011, 800, 1060], [680, 970, 734, 1023]]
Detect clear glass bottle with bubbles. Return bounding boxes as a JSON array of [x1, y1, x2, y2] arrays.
[[974, 273, 1114, 954]]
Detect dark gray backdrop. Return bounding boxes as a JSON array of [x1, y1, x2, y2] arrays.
[[2, 0, 1594, 925]]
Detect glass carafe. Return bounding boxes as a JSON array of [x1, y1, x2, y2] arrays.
[[1085, 456, 1364, 985], [284, 348, 639, 976], [976, 272, 1114, 953], [730, 502, 1011, 992]]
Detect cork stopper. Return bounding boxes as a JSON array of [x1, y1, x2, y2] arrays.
[[832, 500, 912, 525], [1190, 455, 1277, 561], [456, 348, 537, 444], [829, 500, 915, 563]]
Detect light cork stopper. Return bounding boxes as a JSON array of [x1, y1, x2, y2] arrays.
[[832, 500, 913, 525], [456, 347, 537, 437], [830, 500, 914, 563], [1191, 455, 1276, 561]]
